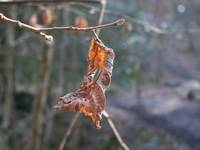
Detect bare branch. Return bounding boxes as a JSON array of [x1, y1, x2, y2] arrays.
[[59, 113, 80, 150], [102, 111, 130, 150], [70, 3, 168, 34], [95, 0, 107, 35], [92, 0, 107, 81], [0, 13, 125, 42], [0, 13, 53, 42], [34, 19, 125, 32], [0, 0, 100, 5]]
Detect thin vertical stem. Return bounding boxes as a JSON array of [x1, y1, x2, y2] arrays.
[[59, 113, 80, 150], [2, 6, 16, 130], [95, 0, 107, 36], [103, 111, 130, 150]]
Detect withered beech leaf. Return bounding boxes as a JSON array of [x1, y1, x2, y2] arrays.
[[54, 37, 115, 129], [54, 83, 105, 129], [87, 38, 114, 76]]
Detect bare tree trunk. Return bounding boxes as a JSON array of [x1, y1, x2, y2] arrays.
[[0, 131, 7, 150], [29, 41, 54, 150], [43, 47, 65, 148], [1, 6, 16, 130], [43, 10, 68, 149], [43, 39, 65, 149]]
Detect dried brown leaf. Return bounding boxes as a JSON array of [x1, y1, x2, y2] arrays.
[[54, 37, 115, 128]]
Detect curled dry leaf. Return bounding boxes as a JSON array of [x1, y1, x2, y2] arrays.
[[42, 8, 53, 25], [54, 37, 115, 128], [54, 83, 105, 129], [87, 38, 115, 91], [87, 38, 114, 75]]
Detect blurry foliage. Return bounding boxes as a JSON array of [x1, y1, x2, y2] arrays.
[[101, 135, 118, 150]]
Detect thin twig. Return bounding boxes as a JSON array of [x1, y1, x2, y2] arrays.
[[94, 4, 130, 150], [0, 0, 100, 5], [0, 13, 53, 42], [102, 111, 130, 150], [92, 0, 106, 82], [33, 19, 125, 32], [59, 113, 80, 150], [95, 0, 106, 35], [70, 3, 168, 34], [0, 13, 125, 41]]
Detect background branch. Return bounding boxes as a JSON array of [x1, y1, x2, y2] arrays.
[[29, 40, 55, 150], [31, 19, 125, 32]]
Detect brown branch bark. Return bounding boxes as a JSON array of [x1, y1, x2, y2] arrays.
[[0, 13, 125, 41]]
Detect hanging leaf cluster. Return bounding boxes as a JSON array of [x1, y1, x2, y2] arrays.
[[54, 37, 115, 129]]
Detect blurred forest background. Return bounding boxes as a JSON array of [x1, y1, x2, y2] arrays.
[[1, 0, 200, 150]]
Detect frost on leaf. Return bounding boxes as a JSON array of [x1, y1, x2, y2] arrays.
[[54, 37, 115, 129]]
